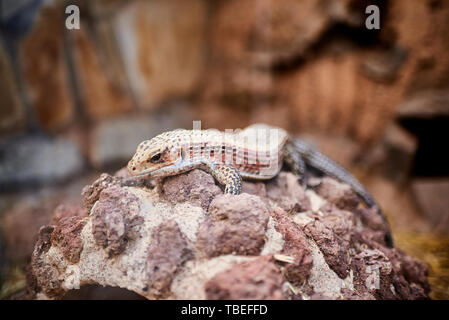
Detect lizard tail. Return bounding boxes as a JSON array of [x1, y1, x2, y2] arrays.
[[288, 138, 394, 248]]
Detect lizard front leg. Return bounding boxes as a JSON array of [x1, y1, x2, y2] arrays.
[[204, 162, 242, 195]]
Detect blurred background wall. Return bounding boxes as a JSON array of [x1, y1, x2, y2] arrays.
[[0, 0, 448, 298]]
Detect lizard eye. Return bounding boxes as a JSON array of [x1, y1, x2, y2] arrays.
[[149, 153, 162, 163]]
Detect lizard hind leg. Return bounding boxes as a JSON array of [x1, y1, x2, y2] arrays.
[[208, 163, 242, 195], [283, 142, 308, 186]]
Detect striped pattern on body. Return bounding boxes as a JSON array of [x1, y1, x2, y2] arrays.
[[128, 125, 288, 180]]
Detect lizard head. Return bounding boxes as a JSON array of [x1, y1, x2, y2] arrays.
[[127, 137, 183, 178]]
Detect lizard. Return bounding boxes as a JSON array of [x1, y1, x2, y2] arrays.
[[127, 124, 394, 247]]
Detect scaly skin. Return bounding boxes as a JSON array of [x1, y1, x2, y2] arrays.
[[127, 124, 394, 246], [127, 124, 288, 190]]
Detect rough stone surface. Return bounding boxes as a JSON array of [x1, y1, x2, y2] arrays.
[[50, 215, 87, 264], [160, 169, 222, 210], [51, 204, 87, 224], [315, 177, 360, 211], [266, 172, 311, 213], [302, 204, 355, 278], [81, 173, 121, 213], [241, 181, 267, 198], [24, 169, 430, 300], [91, 186, 143, 257], [30, 225, 64, 299], [145, 220, 193, 298], [306, 218, 349, 278], [205, 255, 285, 300], [271, 208, 313, 285], [196, 193, 270, 257], [351, 233, 431, 300]]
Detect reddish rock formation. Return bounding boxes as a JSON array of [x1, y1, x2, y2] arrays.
[[50, 215, 86, 263], [196, 193, 270, 257], [160, 169, 222, 210], [21, 168, 430, 300], [145, 220, 193, 298], [91, 185, 143, 257], [205, 255, 285, 300]]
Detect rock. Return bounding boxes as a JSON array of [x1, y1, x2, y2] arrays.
[[315, 177, 360, 211], [266, 172, 311, 213], [205, 255, 285, 300], [72, 28, 133, 120], [356, 206, 392, 245], [241, 180, 267, 198], [411, 179, 449, 231], [375, 124, 417, 184], [19, 4, 74, 131], [0, 176, 91, 264], [91, 185, 143, 257], [30, 225, 64, 299], [51, 204, 86, 224], [81, 173, 121, 212], [361, 46, 408, 83], [271, 208, 313, 285], [303, 214, 351, 279], [112, 0, 206, 109], [0, 135, 84, 190], [145, 220, 193, 298], [351, 233, 430, 300], [24, 169, 430, 300], [196, 193, 270, 257], [340, 288, 375, 300], [209, 0, 363, 67], [160, 169, 222, 211], [50, 215, 87, 264], [397, 89, 449, 118]]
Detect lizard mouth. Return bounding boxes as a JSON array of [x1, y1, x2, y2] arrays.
[[128, 164, 179, 179], [128, 171, 153, 179]]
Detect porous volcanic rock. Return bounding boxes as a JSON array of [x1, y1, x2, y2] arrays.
[[25, 169, 430, 300], [205, 255, 285, 300]]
